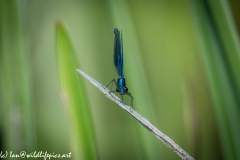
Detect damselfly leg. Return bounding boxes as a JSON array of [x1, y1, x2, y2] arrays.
[[104, 79, 117, 93], [126, 92, 134, 109]]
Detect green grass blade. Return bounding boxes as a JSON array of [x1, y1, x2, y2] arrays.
[[208, 0, 240, 97], [0, 0, 36, 153], [189, 0, 240, 159], [56, 22, 98, 160]]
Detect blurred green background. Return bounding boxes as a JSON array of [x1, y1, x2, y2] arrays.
[[1, 0, 240, 160]]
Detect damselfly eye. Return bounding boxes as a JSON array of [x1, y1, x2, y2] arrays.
[[116, 88, 119, 92], [124, 87, 128, 93]]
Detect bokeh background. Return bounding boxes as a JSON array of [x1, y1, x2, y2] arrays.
[[0, 0, 240, 160]]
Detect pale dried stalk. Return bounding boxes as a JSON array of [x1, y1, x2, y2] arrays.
[[76, 69, 194, 160]]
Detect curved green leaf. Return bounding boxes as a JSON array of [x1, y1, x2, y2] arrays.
[[56, 22, 98, 160]]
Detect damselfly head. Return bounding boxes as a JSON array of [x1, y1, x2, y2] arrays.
[[117, 87, 128, 95], [114, 28, 119, 34]]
